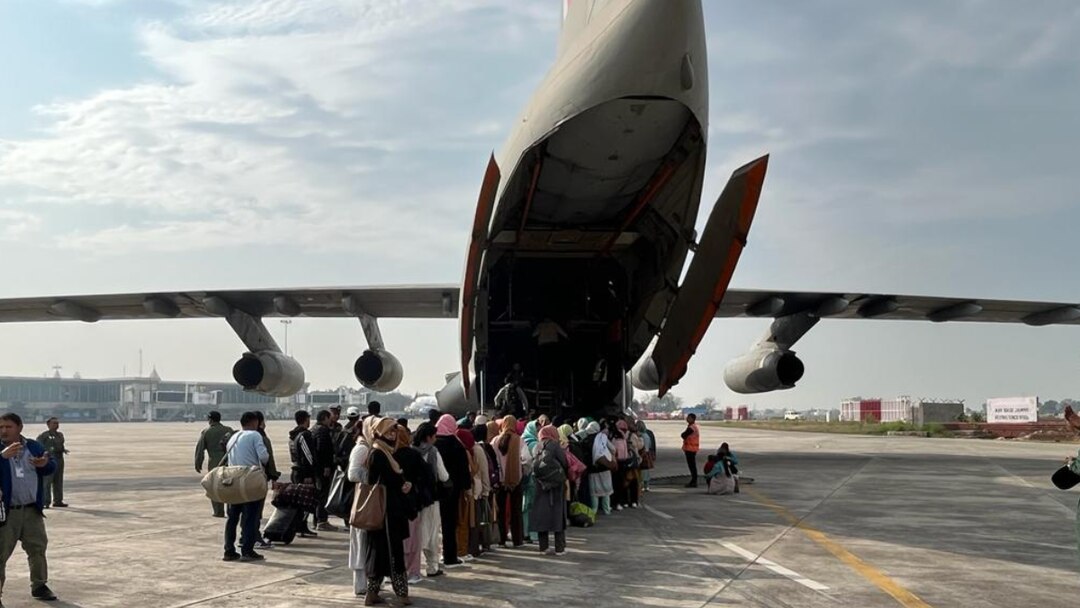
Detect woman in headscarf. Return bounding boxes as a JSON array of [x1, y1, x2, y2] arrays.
[[393, 425, 429, 585], [610, 420, 630, 510], [637, 420, 656, 493], [470, 424, 496, 556], [363, 418, 412, 606], [559, 424, 586, 494], [346, 421, 371, 596], [411, 422, 448, 579], [493, 415, 527, 547], [521, 417, 547, 543], [529, 424, 569, 555], [589, 421, 614, 515], [455, 425, 478, 561], [625, 420, 644, 508], [434, 414, 470, 567]]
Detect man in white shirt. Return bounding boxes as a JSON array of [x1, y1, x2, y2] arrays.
[[222, 411, 269, 562]]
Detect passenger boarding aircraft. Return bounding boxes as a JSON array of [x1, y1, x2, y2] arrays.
[[1, 0, 1077, 417]]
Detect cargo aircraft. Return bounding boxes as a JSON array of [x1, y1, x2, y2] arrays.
[[2, 0, 1077, 418]]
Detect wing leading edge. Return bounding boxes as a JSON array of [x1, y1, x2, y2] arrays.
[[0, 285, 461, 323], [0, 285, 1074, 328], [715, 290, 1080, 326]]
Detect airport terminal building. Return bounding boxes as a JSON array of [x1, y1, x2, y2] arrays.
[[0, 372, 367, 423], [840, 396, 964, 424]]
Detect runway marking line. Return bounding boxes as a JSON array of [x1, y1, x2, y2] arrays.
[[721, 541, 829, 591], [745, 487, 933, 608], [643, 504, 674, 520]]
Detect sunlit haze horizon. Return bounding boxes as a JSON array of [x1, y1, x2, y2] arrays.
[[1, 1, 1078, 410]]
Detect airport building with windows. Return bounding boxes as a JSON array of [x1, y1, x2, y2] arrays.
[[0, 371, 318, 423]]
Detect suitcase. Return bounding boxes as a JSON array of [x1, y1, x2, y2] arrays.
[[263, 506, 300, 545]]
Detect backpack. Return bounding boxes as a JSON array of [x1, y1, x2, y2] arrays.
[[534, 445, 566, 492]]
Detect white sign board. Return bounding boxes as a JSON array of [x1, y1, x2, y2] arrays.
[[986, 397, 1038, 423]]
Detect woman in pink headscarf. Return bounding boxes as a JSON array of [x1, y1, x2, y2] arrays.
[[434, 414, 470, 567], [610, 419, 630, 511], [529, 424, 569, 555]]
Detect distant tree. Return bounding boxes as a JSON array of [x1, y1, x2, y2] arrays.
[[970, 411, 985, 423], [700, 396, 719, 411]]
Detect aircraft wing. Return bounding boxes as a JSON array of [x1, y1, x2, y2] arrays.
[[716, 289, 1080, 326], [0, 285, 461, 323]]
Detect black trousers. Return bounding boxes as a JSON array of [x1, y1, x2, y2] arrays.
[[684, 451, 698, 484], [224, 499, 264, 555], [315, 474, 332, 523], [440, 492, 460, 564], [496, 485, 524, 546]]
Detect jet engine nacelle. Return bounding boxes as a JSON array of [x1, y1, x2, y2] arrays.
[[354, 349, 404, 393], [723, 347, 805, 394], [232, 351, 305, 397], [434, 371, 478, 417], [630, 351, 660, 392]]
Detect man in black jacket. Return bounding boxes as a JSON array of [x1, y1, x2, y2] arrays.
[[311, 409, 338, 531], [288, 410, 318, 537]]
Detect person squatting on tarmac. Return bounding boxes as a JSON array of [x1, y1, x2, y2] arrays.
[[0, 412, 58, 604], [36, 418, 68, 509]]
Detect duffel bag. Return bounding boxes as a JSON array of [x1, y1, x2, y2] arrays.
[[202, 465, 267, 505]]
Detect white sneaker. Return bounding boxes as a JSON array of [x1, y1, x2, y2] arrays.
[[630, 503, 639, 509], [554, 550, 566, 556], [462, 554, 475, 562], [615, 505, 624, 511], [407, 575, 423, 585], [544, 548, 556, 555]]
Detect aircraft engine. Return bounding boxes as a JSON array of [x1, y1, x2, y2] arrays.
[[232, 351, 305, 397], [434, 371, 478, 417], [354, 349, 404, 393], [630, 354, 660, 391], [723, 347, 805, 394]]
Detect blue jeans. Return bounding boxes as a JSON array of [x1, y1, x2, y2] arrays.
[[224, 500, 264, 555]]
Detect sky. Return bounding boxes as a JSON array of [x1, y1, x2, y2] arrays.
[[0, 0, 1078, 410]]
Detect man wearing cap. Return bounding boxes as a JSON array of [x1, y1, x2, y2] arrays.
[[344, 406, 361, 434], [36, 418, 68, 509], [195, 411, 234, 518]]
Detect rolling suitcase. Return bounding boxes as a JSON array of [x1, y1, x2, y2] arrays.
[[263, 506, 299, 545]]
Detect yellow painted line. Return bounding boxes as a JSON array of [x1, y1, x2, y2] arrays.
[[744, 487, 933, 608]]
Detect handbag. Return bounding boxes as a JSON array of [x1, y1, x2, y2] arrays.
[[640, 449, 655, 470], [272, 482, 318, 511], [1052, 464, 1080, 490], [349, 453, 386, 530], [201, 433, 268, 505], [324, 469, 355, 519]]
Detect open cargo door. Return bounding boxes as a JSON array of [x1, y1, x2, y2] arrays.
[[459, 155, 501, 395], [652, 155, 769, 396]]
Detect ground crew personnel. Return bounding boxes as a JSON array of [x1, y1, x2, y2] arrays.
[[36, 417, 68, 508], [681, 413, 700, 488], [195, 411, 234, 518]]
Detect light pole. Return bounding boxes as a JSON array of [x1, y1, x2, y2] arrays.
[[280, 319, 293, 355]]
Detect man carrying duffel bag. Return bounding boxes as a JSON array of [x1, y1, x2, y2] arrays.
[[205, 412, 269, 562]]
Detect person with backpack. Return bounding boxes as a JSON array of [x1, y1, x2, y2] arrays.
[[529, 424, 568, 555]]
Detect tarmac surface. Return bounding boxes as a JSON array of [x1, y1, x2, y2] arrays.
[[3, 419, 1079, 607]]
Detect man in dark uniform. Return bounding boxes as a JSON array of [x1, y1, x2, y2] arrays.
[[36, 417, 68, 508], [310, 410, 337, 531], [195, 411, 234, 518]]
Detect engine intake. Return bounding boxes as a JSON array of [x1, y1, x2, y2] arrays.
[[232, 351, 305, 397], [723, 348, 805, 394], [630, 351, 660, 392], [354, 349, 404, 392], [434, 371, 478, 417]]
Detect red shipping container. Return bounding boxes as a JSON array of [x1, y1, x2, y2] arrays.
[[737, 406, 749, 421], [724, 407, 733, 420]]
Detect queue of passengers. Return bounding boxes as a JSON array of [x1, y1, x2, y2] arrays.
[[200, 404, 659, 606]]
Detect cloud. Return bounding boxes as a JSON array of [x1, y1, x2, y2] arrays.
[[0, 0, 556, 256]]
